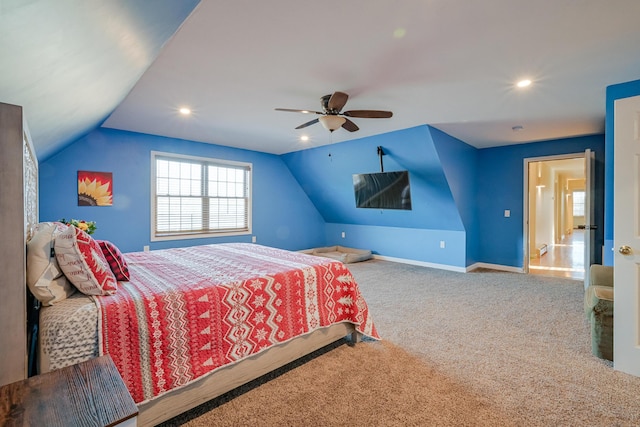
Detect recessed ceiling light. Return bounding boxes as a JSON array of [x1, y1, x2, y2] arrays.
[[516, 79, 532, 88], [179, 107, 191, 115], [300, 135, 309, 142]]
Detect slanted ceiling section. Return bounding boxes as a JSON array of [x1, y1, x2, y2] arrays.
[[282, 125, 464, 231], [0, 0, 200, 159]]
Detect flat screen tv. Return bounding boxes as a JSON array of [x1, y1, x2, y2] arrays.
[[353, 170, 412, 210]]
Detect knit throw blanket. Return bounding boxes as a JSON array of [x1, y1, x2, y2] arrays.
[[95, 243, 378, 404]]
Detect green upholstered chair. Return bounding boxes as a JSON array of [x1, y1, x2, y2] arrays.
[[584, 264, 614, 361]]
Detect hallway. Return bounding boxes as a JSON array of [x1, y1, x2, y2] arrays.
[[529, 230, 584, 280]]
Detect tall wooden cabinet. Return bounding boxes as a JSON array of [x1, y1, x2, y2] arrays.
[[0, 102, 38, 387]]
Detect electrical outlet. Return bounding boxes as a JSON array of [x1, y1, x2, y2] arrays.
[[341, 231, 346, 238], [440, 241, 445, 249], [504, 210, 511, 217], [143, 245, 150, 252]]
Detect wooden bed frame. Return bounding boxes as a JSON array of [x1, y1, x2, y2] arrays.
[[140, 323, 358, 426], [0, 102, 360, 426], [0, 103, 37, 388]]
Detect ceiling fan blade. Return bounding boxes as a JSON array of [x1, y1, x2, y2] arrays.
[[327, 91, 349, 112], [275, 108, 324, 115], [343, 110, 393, 118], [342, 118, 359, 132], [295, 118, 319, 129]]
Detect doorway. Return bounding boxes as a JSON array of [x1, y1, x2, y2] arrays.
[[525, 155, 587, 280]]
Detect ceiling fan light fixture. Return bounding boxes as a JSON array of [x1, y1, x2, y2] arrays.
[[276, 91, 391, 133], [318, 115, 346, 132]]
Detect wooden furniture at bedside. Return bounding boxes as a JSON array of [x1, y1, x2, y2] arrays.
[[0, 355, 138, 427]]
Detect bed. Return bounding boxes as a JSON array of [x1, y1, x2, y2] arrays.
[[1, 103, 378, 426], [36, 241, 378, 425]]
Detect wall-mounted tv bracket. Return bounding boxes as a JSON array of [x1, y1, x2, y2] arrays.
[[377, 146, 385, 172]]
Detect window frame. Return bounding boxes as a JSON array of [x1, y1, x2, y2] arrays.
[[572, 190, 585, 217], [150, 151, 252, 242]]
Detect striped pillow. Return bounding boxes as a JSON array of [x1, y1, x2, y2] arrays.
[[96, 240, 130, 281]]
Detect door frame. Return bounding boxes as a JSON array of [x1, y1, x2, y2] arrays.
[[522, 152, 589, 275]]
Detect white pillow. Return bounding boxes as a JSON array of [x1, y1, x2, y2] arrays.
[[26, 222, 76, 305], [55, 225, 117, 296]]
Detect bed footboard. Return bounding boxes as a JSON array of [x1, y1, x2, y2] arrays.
[[138, 322, 355, 426]]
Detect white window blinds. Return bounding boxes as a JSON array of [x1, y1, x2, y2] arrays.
[[152, 152, 251, 240]]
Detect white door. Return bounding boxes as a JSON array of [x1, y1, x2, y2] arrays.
[[583, 149, 595, 289], [613, 95, 640, 377]]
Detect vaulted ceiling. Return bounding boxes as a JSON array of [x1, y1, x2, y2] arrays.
[[3, 0, 640, 160]]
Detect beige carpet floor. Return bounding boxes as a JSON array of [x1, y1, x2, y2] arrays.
[[160, 260, 640, 426]]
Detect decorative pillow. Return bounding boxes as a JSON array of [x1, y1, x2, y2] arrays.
[[26, 222, 76, 305], [96, 240, 130, 281], [55, 226, 117, 295]]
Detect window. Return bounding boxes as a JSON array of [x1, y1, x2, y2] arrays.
[[151, 151, 251, 241], [572, 190, 585, 217]]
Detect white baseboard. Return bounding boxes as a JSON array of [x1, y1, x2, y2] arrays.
[[372, 254, 467, 273], [465, 262, 524, 273], [338, 253, 522, 274]]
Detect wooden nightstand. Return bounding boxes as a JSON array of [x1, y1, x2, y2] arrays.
[[0, 355, 138, 426]]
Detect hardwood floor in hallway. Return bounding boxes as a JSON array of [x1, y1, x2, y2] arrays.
[[529, 230, 584, 281]]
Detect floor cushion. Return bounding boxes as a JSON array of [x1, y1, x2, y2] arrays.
[[310, 245, 372, 263]]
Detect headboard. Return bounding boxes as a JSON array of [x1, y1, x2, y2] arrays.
[[0, 102, 38, 386]]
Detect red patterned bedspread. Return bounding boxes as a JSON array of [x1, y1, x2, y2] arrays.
[[95, 243, 378, 404]]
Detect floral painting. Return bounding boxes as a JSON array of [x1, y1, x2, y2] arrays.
[[78, 171, 112, 206]]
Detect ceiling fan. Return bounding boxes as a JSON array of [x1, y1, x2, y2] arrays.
[[275, 91, 393, 132]]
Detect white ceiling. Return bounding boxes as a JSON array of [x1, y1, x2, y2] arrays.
[[0, 0, 199, 159], [4, 1, 640, 158]]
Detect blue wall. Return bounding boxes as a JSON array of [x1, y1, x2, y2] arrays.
[[477, 134, 605, 268], [282, 125, 470, 268], [604, 78, 640, 265], [282, 126, 464, 229], [39, 128, 326, 253], [283, 125, 604, 270], [38, 125, 606, 270], [431, 127, 480, 265]]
